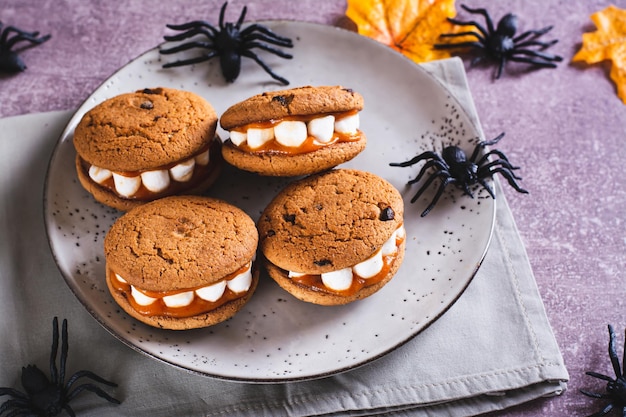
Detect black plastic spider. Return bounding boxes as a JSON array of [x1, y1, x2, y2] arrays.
[[390, 133, 528, 217], [160, 2, 293, 85], [581, 325, 626, 417], [434, 4, 563, 79], [0, 21, 51, 74], [0, 317, 120, 417]]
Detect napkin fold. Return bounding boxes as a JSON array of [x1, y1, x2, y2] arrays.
[[0, 57, 568, 416]]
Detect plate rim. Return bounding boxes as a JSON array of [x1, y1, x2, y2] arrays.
[[43, 19, 495, 383]]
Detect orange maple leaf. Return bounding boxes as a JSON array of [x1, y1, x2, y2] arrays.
[[573, 5, 626, 104], [346, 0, 458, 63]]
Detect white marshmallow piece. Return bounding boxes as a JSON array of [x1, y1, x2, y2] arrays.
[[114, 273, 128, 284], [307, 115, 335, 143], [140, 169, 170, 192], [130, 287, 157, 306], [334, 113, 360, 134], [247, 127, 274, 149], [381, 230, 399, 256], [112, 173, 141, 197], [352, 249, 384, 279], [321, 268, 353, 291], [88, 165, 112, 184], [195, 149, 210, 166], [274, 120, 308, 147], [288, 271, 306, 278], [195, 280, 227, 302], [226, 266, 253, 293], [229, 130, 247, 147], [169, 158, 195, 182], [163, 291, 194, 308]]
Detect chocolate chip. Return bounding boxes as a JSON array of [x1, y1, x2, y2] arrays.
[[379, 207, 395, 221], [314, 259, 332, 266], [283, 214, 296, 224], [140, 101, 154, 110], [272, 94, 294, 107], [142, 88, 160, 95]]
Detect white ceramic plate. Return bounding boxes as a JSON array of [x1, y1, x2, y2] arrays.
[[44, 21, 495, 382]]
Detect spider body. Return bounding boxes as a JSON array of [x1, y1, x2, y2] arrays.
[[0, 22, 51, 73], [434, 4, 562, 79], [0, 317, 120, 417], [581, 325, 626, 417], [160, 2, 293, 85], [390, 133, 527, 217]]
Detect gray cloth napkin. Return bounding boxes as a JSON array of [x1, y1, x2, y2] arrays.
[[0, 58, 568, 416]]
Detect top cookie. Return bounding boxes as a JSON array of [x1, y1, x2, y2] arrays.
[[219, 85, 367, 177], [258, 169, 404, 274], [220, 85, 363, 129], [104, 195, 258, 292], [74, 87, 218, 172]]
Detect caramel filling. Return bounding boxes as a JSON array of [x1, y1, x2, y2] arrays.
[[229, 110, 362, 155], [81, 137, 220, 201], [285, 228, 405, 297], [108, 262, 253, 318]]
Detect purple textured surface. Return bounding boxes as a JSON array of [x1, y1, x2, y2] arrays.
[[2, 0, 626, 415]]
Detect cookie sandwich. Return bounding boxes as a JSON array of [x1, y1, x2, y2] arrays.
[[220, 85, 366, 176], [74, 87, 222, 211], [104, 196, 259, 330], [258, 169, 405, 305]]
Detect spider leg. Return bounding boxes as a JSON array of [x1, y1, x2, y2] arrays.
[[476, 150, 518, 168], [585, 371, 615, 382], [480, 160, 522, 179], [240, 25, 293, 47], [469, 133, 504, 162], [495, 57, 505, 79], [0, 399, 31, 417], [509, 48, 563, 63], [513, 26, 554, 43], [1, 26, 40, 44], [4, 31, 51, 51], [390, 151, 442, 168], [407, 160, 448, 185], [507, 56, 560, 69], [580, 389, 611, 399], [59, 319, 69, 387], [607, 325, 623, 378], [243, 41, 293, 59], [459, 4, 496, 34], [235, 5, 247, 29], [478, 178, 495, 199], [66, 370, 118, 390], [445, 18, 490, 39], [163, 27, 217, 42], [434, 40, 485, 51], [419, 176, 457, 217], [587, 403, 615, 417], [483, 167, 528, 194], [218, 2, 228, 29], [63, 404, 77, 417], [515, 39, 558, 50], [160, 41, 216, 54], [240, 31, 293, 48], [240, 50, 290, 84], [438, 31, 486, 42], [66, 383, 120, 404], [50, 317, 59, 385], [162, 51, 219, 68]]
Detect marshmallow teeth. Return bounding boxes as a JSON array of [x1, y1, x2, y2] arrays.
[[88, 150, 209, 197], [289, 225, 404, 292], [229, 113, 359, 149], [117, 262, 254, 309]]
